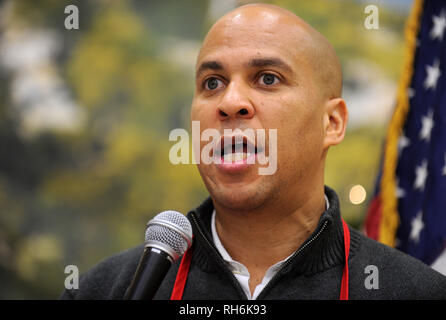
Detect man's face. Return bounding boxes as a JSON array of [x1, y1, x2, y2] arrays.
[[191, 9, 328, 211]]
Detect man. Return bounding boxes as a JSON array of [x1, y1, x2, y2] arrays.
[[61, 4, 446, 299]]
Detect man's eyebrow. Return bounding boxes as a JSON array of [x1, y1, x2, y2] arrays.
[[195, 57, 293, 79], [196, 61, 224, 79], [248, 57, 293, 74]]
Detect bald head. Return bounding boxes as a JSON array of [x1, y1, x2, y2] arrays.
[[198, 3, 343, 99], [191, 3, 348, 214]]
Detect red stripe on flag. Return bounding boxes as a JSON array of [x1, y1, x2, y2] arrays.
[[365, 195, 382, 240]]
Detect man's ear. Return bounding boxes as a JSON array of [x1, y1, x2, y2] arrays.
[[323, 98, 348, 149]]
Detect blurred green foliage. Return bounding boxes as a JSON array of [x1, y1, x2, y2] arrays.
[[0, 0, 405, 298], [274, 0, 406, 80]]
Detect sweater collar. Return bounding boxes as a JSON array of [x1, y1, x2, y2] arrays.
[[187, 185, 347, 276]]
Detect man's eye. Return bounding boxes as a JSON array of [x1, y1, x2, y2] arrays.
[[259, 73, 279, 86], [204, 77, 223, 90]]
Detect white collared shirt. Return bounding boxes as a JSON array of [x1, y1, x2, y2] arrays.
[[211, 194, 329, 300]]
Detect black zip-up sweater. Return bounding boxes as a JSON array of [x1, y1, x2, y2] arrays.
[[61, 186, 446, 299]]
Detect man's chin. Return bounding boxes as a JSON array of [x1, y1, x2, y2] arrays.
[[199, 166, 274, 211], [211, 187, 268, 212]]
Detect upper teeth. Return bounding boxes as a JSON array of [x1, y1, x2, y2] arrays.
[[223, 152, 252, 162]]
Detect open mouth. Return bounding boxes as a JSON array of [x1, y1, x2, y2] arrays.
[[215, 135, 264, 163]]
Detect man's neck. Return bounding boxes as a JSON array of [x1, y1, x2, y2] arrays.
[[213, 188, 327, 293]]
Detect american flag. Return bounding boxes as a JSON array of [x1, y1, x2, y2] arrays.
[[365, 0, 446, 274]]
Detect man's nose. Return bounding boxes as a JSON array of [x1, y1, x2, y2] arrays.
[[217, 81, 255, 120]]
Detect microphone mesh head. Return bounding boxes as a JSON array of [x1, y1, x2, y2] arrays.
[[145, 211, 193, 260]]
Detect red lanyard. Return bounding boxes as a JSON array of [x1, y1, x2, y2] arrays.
[[340, 219, 350, 300], [171, 219, 350, 300], [170, 240, 194, 300]]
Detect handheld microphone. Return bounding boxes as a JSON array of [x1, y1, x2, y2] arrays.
[[124, 210, 193, 300]]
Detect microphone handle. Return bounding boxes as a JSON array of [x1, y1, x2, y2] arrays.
[[124, 247, 173, 300]]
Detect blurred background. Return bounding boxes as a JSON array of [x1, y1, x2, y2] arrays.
[[0, 0, 410, 298]]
